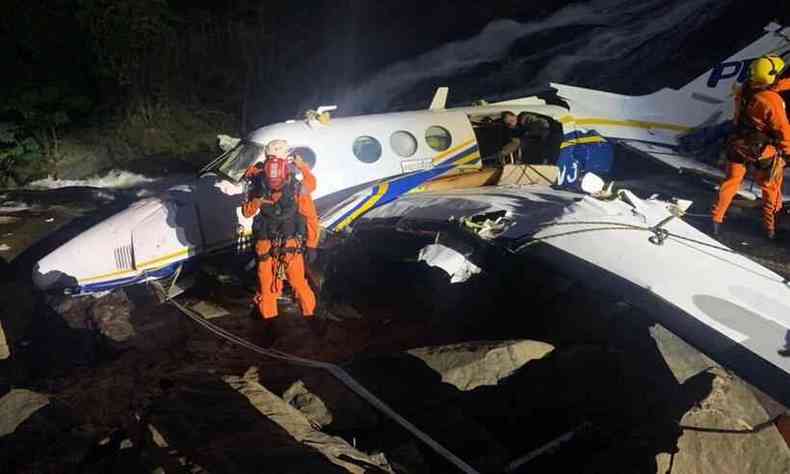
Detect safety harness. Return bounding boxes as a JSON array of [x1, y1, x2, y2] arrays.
[[728, 87, 781, 169], [252, 178, 308, 283]]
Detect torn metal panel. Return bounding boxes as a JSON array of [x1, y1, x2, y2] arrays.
[[418, 244, 482, 283]]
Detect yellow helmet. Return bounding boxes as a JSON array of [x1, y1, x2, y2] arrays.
[[749, 55, 785, 86]]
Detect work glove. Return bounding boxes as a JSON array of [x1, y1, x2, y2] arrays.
[[306, 247, 318, 264]]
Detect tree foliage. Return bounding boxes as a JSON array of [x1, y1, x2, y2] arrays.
[[1, 85, 92, 181], [77, 0, 174, 92], [0, 124, 40, 186]]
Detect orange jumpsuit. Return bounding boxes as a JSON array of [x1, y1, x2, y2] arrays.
[[712, 79, 790, 231], [294, 161, 320, 250], [242, 165, 317, 319]]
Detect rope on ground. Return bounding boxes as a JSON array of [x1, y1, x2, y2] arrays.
[[165, 296, 481, 474]]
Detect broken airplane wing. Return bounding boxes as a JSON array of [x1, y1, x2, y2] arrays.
[[356, 182, 790, 407]]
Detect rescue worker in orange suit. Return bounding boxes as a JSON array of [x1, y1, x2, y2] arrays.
[[241, 139, 317, 322], [292, 154, 320, 266], [712, 55, 790, 240]]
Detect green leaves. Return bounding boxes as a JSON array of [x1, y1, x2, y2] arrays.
[[0, 83, 93, 182], [3, 85, 92, 133], [0, 125, 42, 186]]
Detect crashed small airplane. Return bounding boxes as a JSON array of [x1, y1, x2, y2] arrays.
[[33, 24, 790, 405]]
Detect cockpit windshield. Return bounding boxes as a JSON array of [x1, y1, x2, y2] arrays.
[[215, 141, 265, 182]]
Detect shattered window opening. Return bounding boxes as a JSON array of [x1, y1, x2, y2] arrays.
[[216, 142, 265, 182], [291, 146, 317, 169]]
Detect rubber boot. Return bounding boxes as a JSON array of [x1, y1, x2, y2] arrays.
[[712, 221, 721, 236], [259, 316, 279, 348]]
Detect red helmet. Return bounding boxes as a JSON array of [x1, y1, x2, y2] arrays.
[[263, 155, 290, 191]]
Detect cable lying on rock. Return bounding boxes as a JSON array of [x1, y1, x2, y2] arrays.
[[164, 294, 481, 474]]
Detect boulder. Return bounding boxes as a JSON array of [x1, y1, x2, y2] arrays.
[[650, 326, 790, 474], [580, 323, 790, 474], [224, 367, 393, 474], [90, 290, 135, 347], [653, 367, 790, 474], [283, 380, 333, 429], [0, 389, 50, 436], [49, 293, 94, 330], [283, 373, 379, 431], [407, 340, 554, 391], [0, 322, 8, 360], [0, 392, 97, 472]]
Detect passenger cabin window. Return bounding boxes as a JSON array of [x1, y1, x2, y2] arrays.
[[425, 126, 452, 151], [390, 131, 418, 157], [291, 146, 316, 169], [353, 136, 382, 163]]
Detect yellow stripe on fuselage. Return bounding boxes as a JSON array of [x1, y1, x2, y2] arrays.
[[560, 136, 608, 149], [334, 182, 390, 232], [453, 151, 481, 166], [559, 116, 692, 133], [432, 138, 476, 165], [79, 247, 193, 284]]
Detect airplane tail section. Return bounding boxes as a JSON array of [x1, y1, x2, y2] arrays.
[[550, 23, 790, 144], [674, 22, 790, 106]]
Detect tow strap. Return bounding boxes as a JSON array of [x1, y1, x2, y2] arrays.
[[165, 296, 481, 474]]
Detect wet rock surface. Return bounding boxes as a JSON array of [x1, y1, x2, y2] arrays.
[[408, 339, 554, 391], [89, 290, 136, 348], [0, 389, 50, 436], [225, 367, 393, 473], [2, 168, 790, 473], [0, 323, 8, 360]]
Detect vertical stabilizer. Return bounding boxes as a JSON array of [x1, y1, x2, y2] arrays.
[[429, 87, 449, 110], [677, 22, 790, 105]]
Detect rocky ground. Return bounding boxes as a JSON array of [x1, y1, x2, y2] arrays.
[[2, 155, 790, 473]]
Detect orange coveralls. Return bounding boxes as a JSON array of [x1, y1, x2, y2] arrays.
[[296, 162, 320, 250], [712, 79, 790, 232], [242, 161, 318, 319]]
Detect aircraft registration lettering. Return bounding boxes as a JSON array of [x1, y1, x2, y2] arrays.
[[557, 161, 579, 186], [707, 59, 754, 88], [401, 158, 433, 173], [707, 50, 790, 88]]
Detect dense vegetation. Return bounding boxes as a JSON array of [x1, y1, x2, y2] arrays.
[[0, 0, 262, 185], [0, 0, 560, 186]]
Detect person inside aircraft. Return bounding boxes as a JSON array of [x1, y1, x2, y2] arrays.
[[515, 111, 552, 164], [241, 139, 319, 336], [497, 110, 522, 162], [712, 55, 790, 240]]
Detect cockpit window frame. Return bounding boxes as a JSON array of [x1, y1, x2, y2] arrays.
[[202, 140, 265, 183]]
